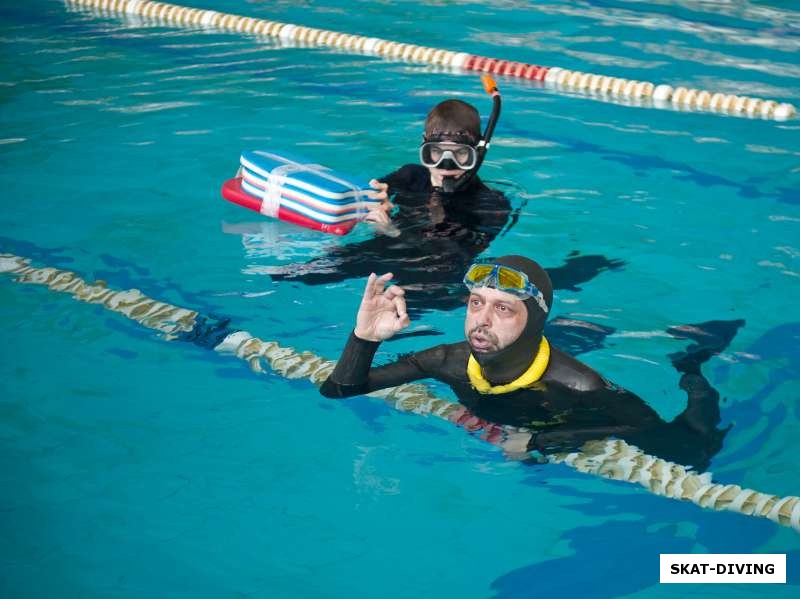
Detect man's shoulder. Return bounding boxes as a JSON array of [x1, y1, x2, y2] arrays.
[[406, 341, 470, 383], [544, 346, 607, 392], [413, 340, 469, 363]]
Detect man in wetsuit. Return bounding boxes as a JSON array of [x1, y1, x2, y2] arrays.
[[321, 256, 740, 471]]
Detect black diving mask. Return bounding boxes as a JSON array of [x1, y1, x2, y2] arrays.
[[419, 141, 478, 170]]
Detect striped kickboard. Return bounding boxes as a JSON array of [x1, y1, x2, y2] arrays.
[[221, 150, 381, 235]]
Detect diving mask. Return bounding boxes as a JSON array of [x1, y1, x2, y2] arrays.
[[419, 141, 478, 170], [422, 76, 502, 194]]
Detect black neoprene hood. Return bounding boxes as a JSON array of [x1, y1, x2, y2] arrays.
[[470, 255, 554, 385]]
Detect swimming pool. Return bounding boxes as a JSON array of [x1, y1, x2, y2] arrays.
[[1, 0, 799, 596]]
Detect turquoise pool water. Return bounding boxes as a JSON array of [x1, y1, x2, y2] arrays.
[[1, 0, 799, 596]]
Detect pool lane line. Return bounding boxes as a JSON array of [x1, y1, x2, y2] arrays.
[[2, 251, 798, 532], [64, 0, 796, 121]]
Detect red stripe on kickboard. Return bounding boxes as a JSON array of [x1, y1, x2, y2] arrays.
[[220, 178, 355, 236], [239, 171, 368, 216]]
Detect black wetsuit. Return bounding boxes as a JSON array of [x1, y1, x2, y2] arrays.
[[321, 326, 737, 472], [270, 164, 624, 315]]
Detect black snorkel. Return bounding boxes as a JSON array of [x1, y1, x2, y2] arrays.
[[441, 75, 502, 194]]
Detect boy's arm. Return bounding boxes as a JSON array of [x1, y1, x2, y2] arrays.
[[377, 165, 410, 189], [378, 164, 431, 193]]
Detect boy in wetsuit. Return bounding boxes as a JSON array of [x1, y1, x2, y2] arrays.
[[367, 74, 503, 207], [270, 89, 518, 313], [271, 84, 623, 316], [373, 97, 495, 197], [321, 256, 740, 472]]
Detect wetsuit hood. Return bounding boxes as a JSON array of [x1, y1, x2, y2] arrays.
[[471, 255, 554, 385]]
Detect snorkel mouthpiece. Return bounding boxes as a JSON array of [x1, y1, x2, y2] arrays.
[[441, 176, 457, 194]]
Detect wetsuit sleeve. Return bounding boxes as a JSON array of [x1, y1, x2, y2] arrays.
[[377, 164, 431, 193], [378, 164, 413, 188], [319, 331, 446, 398]]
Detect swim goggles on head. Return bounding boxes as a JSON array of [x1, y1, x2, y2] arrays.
[[463, 262, 549, 313], [419, 141, 478, 170]]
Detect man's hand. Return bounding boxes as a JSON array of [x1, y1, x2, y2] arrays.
[[354, 272, 410, 342]]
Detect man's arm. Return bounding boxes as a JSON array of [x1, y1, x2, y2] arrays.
[[530, 424, 649, 454], [320, 272, 423, 398], [528, 382, 665, 454], [319, 333, 445, 398]]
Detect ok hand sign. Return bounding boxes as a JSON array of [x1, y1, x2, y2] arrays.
[[354, 273, 411, 342]]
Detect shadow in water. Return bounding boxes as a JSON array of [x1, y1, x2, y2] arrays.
[[490, 478, 799, 598]]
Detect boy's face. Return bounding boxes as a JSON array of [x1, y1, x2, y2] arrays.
[[423, 140, 472, 187], [429, 165, 466, 187]]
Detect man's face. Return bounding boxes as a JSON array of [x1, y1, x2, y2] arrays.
[[464, 287, 528, 353]]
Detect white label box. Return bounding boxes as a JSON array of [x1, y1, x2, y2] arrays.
[[660, 554, 786, 583]]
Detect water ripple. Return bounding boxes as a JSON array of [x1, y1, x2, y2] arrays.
[[104, 101, 199, 113], [628, 42, 800, 79]]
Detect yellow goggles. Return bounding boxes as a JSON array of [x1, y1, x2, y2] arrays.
[[463, 262, 548, 313]]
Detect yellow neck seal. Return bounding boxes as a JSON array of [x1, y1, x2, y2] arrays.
[[467, 336, 550, 394]]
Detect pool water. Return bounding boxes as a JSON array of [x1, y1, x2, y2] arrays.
[[1, 0, 799, 596]]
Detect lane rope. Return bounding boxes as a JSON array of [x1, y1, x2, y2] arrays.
[[2, 251, 798, 532], [64, 0, 796, 120]]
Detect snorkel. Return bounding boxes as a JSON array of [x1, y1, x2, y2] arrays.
[[440, 75, 502, 194]]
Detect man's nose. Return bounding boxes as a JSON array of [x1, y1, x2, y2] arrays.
[[476, 304, 492, 327]]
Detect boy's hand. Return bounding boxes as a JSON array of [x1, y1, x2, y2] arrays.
[[363, 179, 399, 236], [368, 179, 390, 203], [354, 273, 410, 342]]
